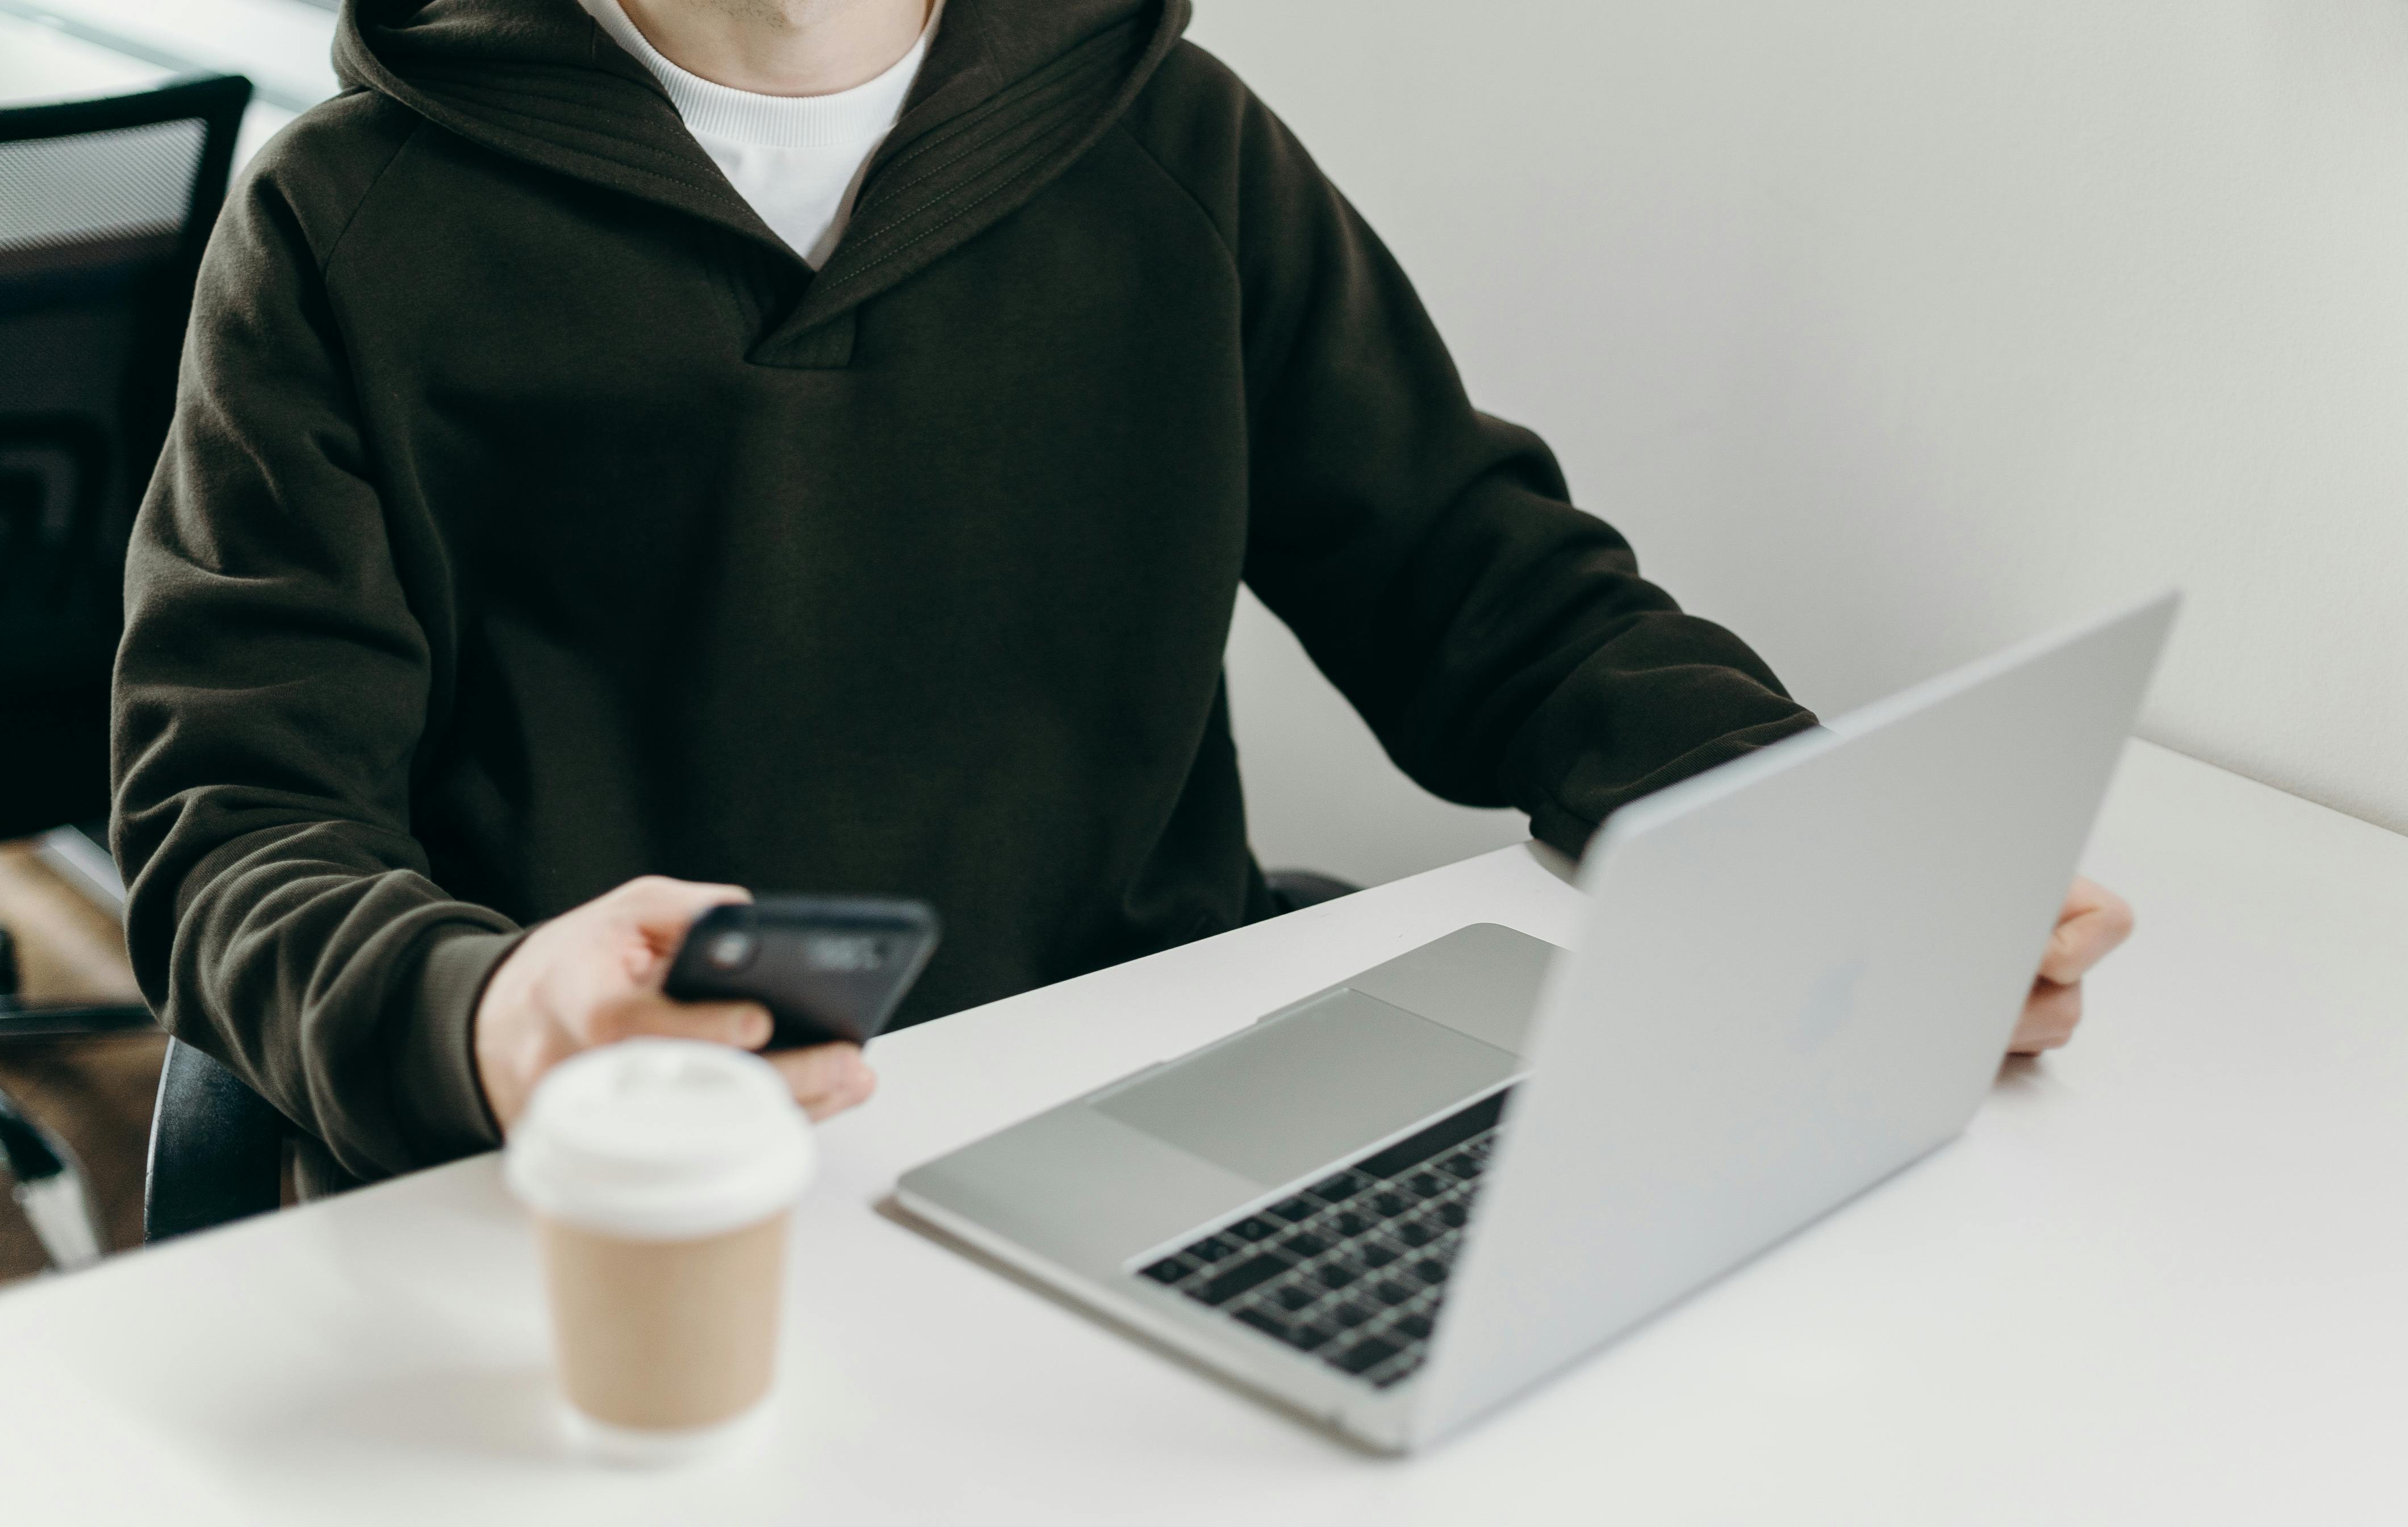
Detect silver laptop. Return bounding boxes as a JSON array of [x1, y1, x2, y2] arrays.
[[897, 593, 2177, 1452]]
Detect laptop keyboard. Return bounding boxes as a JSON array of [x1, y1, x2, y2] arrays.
[[1135, 1088, 1512, 1390]]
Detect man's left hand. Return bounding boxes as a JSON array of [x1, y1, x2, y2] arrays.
[[2009, 876, 2134, 1054]]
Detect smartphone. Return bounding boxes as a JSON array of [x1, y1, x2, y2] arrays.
[[663, 895, 940, 1051]]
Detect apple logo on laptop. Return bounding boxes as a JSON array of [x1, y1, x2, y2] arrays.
[[1793, 953, 1868, 1054]]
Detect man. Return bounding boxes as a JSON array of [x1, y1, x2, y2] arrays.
[[112, 0, 2130, 1196]]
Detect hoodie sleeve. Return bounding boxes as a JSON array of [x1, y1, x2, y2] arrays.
[[1135, 57, 1817, 857], [111, 148, 517, 1183]]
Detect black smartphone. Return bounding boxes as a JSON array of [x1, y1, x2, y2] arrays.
[[663, 895, 940, 1050]]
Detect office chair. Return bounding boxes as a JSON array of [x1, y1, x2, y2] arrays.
[[142, 1037, 286, 1240], [2, 73, 250, 840], [1, 74, 270, 1263]]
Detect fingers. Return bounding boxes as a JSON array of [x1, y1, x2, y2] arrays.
[[2038, 877, 2134, 986], [767, 1044, 877, 1121], [603, 875, 755, 955], [587, 994, 774, 1050], [2009, 978, 2083, 1054], [477, 877, 776, 1131], [2008, 879, 2132, 1058]]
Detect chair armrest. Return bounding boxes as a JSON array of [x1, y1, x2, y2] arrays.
[[143, 1037, 284, 1242], [0, 1002, 155, 1039]]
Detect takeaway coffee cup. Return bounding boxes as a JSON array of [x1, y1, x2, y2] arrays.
[[505, 1039, 815, 1464]]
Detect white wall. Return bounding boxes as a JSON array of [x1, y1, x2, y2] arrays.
[[1198, 0, 2408, 879], [37, 0, 2403, 875]]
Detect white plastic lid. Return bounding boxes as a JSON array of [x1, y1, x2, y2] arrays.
[[504, 1040, 816, 1241]]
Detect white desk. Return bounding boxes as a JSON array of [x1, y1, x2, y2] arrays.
[[0, 10, 161, 104], [0, 0, 335, 111], [1, 740, 2402, 1524], [0, 0, 325, 163]]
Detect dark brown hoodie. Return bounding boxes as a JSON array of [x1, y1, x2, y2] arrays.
[[112, 0, 1815, 1190]]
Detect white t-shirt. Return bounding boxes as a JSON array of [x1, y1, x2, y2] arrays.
[[575, 0, 937, 268]]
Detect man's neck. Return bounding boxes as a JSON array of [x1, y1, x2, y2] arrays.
[[617, 0, 929, 97]]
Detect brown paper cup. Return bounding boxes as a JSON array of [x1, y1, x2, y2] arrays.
[[506, 1041, 817, 1465], [538, 1210, 789, 1435]]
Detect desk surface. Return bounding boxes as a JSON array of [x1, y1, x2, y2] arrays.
[[0, 10, 161, 105], [0, 1, 318, 166], [1, 741, 2402, 1524], [0, 0, 335, 111]]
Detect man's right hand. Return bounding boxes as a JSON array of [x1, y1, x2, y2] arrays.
[[472, 875, 876, 1133]]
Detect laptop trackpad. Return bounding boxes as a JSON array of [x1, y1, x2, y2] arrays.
[[1092, 989, 1519, 1188]]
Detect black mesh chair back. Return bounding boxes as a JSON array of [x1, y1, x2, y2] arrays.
[[2, 77, 259, 1261], [0, 75, 250, 840]]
